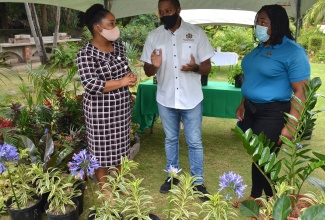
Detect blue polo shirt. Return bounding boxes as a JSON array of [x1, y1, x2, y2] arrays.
[[241, 36, 310, 103]]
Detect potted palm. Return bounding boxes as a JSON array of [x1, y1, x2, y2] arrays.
[[234, 77, 325, 219]]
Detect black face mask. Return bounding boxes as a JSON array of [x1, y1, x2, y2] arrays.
[[160, 13, 179, 30]]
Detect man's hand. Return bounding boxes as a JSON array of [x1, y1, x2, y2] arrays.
[[181, 54, 198, 72], [151, 49, 162, 68]]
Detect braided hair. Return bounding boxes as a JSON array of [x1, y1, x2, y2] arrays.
[[255, 4, 294, 45], [85, 4, 111, 35]]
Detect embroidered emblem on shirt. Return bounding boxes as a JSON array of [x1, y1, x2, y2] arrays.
[[184, 33, 194, 41], [265, 51, 272, 57]]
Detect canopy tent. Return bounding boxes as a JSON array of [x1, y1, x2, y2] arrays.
[[0, 0, 318, 39], [0, 0, 318, 19], [180, 9, 256, 27]]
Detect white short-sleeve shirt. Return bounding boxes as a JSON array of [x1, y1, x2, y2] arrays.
[[141, 19, 214, 109]]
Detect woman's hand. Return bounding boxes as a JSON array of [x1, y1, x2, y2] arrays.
[[236, 103, 245, 121], [126, 72, 137, 87]]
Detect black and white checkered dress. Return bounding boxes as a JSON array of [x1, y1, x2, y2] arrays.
[[76, 41, 131, 167]]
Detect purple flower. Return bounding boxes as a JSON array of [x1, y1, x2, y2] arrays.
[[219, 171, 247, 200], [0, 143, 20, 174], [68, 149, 99, 179], [164, 165, 182, 182], [296, 142, 303, 149]]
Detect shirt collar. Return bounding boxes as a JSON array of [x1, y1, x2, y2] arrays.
[[258, 36, 289, 49]]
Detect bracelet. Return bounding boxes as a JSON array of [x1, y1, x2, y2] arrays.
[[193, 64, 200, 72]]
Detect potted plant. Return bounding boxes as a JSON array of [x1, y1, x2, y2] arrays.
[[165, 171, 200, 220], [29, 162, 82, 219], [234, 77, 325, 219], [0, 143, 43, 220], [227, 64, 244, 88], [86, 156, 138, 220]]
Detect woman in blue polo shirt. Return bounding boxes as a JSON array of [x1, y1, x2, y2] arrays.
[[233, 4, 310, 207]]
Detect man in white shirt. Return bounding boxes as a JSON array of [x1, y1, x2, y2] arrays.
[[140, 0, 214, 202]]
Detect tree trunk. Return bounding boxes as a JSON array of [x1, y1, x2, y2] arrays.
[[40, 5, 48, 36], [0, 3, 9, 29], [52, 6, 61, 54], [24, 3, 48, 64], [31, 3, 48, 64]]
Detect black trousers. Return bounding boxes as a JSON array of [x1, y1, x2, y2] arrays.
[[241, 99, 291, 198]]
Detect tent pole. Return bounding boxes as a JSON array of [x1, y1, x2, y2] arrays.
[[295, 0, 301, 41], [104, 0, 108, 9]]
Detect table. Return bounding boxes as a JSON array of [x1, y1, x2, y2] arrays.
[[132, 80, 242, 133], [211, 52, 238, 66]]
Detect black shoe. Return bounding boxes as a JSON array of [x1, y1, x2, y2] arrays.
[[160, 177, 180, 193], [194, 184, 210, 202]]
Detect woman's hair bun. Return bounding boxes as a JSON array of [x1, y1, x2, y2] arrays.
[[85, 4, 105, 24]]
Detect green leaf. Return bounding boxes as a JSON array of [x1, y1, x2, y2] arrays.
[[270, 162, 282, 181], [248, 136, 259, 155], [239, 200, 259, 217], [307, 177, 325, 192], [272, 195, 291, 220], [19, 135, 40, 163], [258, 147, 270, 166], [252, 143, 263, 162], [280, 136, 296, 148], [264, 152, 276, 173], [299, 204, 325, 220]]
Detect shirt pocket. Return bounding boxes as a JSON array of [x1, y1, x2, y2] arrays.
[[181, 43, 197, 65]]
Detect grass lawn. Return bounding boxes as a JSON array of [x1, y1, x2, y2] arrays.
[[0, 63, 325, 220]]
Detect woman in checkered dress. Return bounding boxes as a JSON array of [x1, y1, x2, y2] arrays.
[[76, 4, 137, 189]]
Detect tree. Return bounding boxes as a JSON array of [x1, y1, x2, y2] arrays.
[[40, 5, 48, 35], [304, 0, 325, 26], [24, 3, 48, 64], [0, 3, 9, 29]]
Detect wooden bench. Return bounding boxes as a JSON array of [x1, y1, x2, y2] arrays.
[[0, 34, 81, 62]]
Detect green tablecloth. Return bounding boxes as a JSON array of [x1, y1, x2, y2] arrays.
[[132, 80, 242, 132]]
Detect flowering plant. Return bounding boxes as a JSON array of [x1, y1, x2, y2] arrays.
[[201, 171, 247, 220], [234, 77, 325, 218], [0, 142, 40, 210], [68, 149, 99, 214]]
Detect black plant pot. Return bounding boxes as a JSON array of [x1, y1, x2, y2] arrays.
[[6, 196, 42, 220], [45, 198, 79, 220], [201, 75, 208, 86], [74, 181, 86, 215], [39, 192, 50, 213], [234, 74, 244, 88], [87, 210, 124, 220], [130, 213, 160, 220]]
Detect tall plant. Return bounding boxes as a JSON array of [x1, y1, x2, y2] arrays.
[[234, 77, 325, 218]]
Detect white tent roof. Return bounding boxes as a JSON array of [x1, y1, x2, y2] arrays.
[[0, 0, 318, 19], [180, 9, 256, 27]]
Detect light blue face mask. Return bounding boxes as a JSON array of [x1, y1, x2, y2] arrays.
[[255, 25, 270, 42]]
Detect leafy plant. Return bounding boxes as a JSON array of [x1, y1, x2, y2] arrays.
[[90, 157, 138, 220], [240, 182, 293, 220], [48, 42, 80, 70], [30, 163, 82, 215], [123, 178, 156, 220], [0, 143, 41, 210], [234, 77, 325, 218], [227, 64, 243, 85], [167, 172, 201, 220]]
